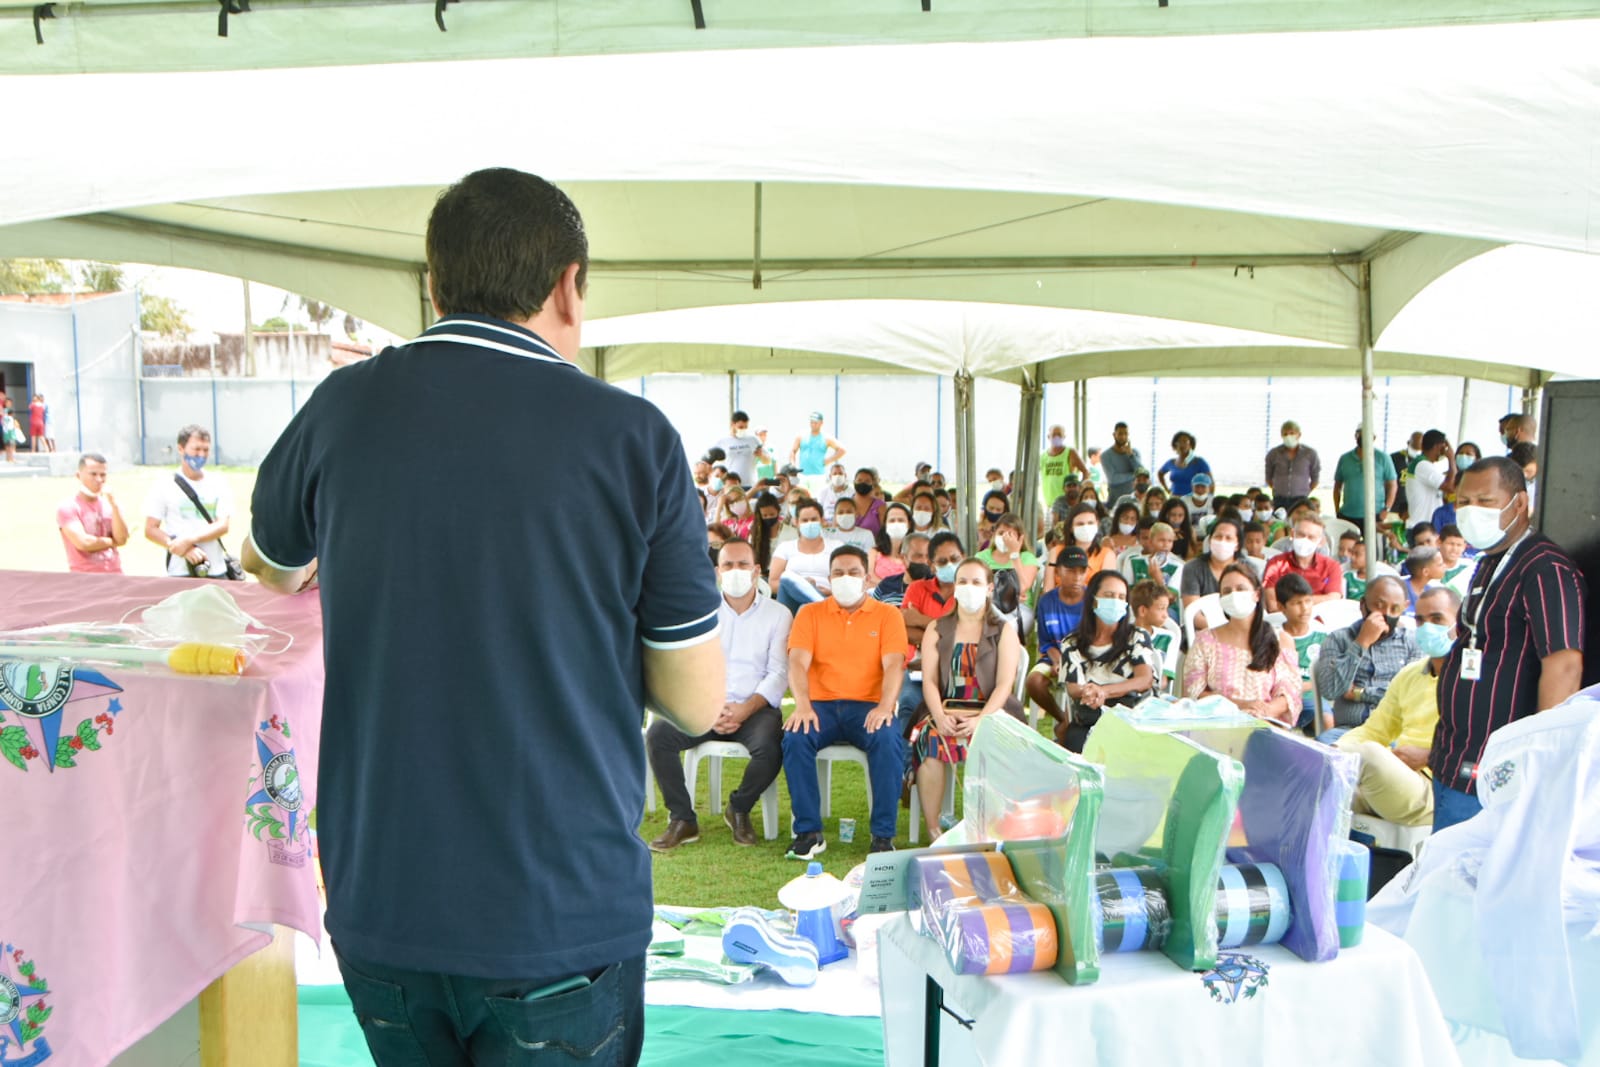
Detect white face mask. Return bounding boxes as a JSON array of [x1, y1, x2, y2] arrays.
[[1049, 435, 1066, 449], [885, 520, 910, 539], [1292, 536, 1320, 559], [1456, 500, 1515, 550], [1209, 539, 1237, 562], [1072, 523, 1097, 545], [1219, 590, 1258, 620], [988, 480, 1005, 491], [1283, 434, 1300, 449], [140, 585, 262, 645], [830, 575, 865, 607], [835, 513, 857, 531], [1239, 508, 1255, 522], [912, 510, 934, 528], [730, 501, 748, 516], [992, 534, 1011, 554], [78, 485, 101, 499], [831, 475, 848, 488], [1118, 521, 1137, 536], [719, 568, 755, 598], [953, 585, 989, 614]]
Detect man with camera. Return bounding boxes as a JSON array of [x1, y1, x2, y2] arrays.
[[143, 424, 234, 578]]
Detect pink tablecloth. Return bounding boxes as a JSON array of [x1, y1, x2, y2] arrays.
[[0, 570, 324, 1067]]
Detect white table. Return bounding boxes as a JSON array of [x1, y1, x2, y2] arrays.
[[879, 913, 1461, 1067]]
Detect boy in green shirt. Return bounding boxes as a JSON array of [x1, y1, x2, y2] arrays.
[[1276, 572, 1327, 732]]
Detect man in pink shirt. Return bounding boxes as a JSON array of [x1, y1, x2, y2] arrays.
[[57, 452, 128, 573], [1262, 513, 1342, 611]]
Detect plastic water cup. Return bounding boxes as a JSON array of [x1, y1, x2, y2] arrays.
[[839, 817, 856, 843]]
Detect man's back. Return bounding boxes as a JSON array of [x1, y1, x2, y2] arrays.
[[251, 317, 718, 978]]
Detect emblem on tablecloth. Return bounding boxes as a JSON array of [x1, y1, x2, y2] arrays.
[[0, 663, 124, 775], [246, 715, 308, 868], [0, 943, 53, 1065], [1200, 952, 1270, 1004]]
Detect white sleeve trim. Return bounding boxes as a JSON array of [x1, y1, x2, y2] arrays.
[[642, 621, 722, 651], [247, 530, 311, 572], [650, 608, 719, 633]]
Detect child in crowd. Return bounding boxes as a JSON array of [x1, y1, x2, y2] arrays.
[[1338, 531, 1368, 600], [1124, 522, 1183, 620], [1439, 524, 1475, 595], [1241, 521, 1272, 578], [1275, 573, 1328, 733], [1130, 579, 1177, 693]]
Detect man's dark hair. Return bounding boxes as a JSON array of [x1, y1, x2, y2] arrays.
[[1276, 572, 1313, 602], [78, 451, 107, 468], [1243, 521, 1268, 537], [1114, 421, 1129, 431], [704, 447, 726, 463], [731, 410, 749, 424], [426, 168, 588, 321], [1462, 455, 1527, 495], [829, 544, 869, 569], [928, 531, 964, 560], [1408, 521, 1437, 544], [1421, 429, 1448, 451], [177, 424, 210, 447], [714, 536, 752, 564], [1508, 441, 1539, 467], [1440, 523, 1464, 540]]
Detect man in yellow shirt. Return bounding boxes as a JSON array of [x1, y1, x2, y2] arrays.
[[1333, 585, 1460, 826]]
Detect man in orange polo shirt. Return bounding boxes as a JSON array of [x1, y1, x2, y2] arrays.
[[782, 544, 909, 859]]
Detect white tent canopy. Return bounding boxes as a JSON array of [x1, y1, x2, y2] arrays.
[[2, 0, 1592, 75], [4, 19, 1599, 345]]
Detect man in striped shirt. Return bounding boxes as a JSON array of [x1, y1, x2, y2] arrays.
[[1431, 457, 1586, 831]]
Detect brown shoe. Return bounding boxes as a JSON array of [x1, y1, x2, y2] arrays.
[[648, 819, 700, 853], [724, 804, 758, 846]]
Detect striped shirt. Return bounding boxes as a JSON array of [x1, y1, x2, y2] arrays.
[[1431, 533, 1587, 793]]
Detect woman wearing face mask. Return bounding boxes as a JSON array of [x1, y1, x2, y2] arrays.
[[817, 462, 851, 522], [977, 512, 1041, 635], [1106, 502, 1142, 557], [1065, 502, 1118, 577], [1143, 486, 1168, 522], [872, 502, 913, 583], [849, 468, 887, 535], [1182, 563, 1300, 725], [1430, 442, 1482, 530], [977, 490, 1009, 550], [1162, 497, 1198, 560], [769, 499, 839, 614], [717, 486, 755, 539], [913, 558, 1024, 834], [751, 492, 783, 579], [1180, 517, 1243, 633], [1054, 570, 1157, 751], [910, 490, 943, 535], [829, 496, 877, 554]]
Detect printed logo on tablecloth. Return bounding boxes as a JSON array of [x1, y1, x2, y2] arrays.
[[245, 715, 308, 868], [0, 663, 124, 775], [0, 943, 54, 1065], [1200, 952, 1270, 1004]]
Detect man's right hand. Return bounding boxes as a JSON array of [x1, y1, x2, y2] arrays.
[[1356, 611, 1389, 649], [784, 704, 820, 734], [184, 547, 208, 566], [169, 537, 193, 558], [711, 705, 741, 735]]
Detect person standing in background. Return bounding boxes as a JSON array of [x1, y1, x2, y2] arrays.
[[143, 425, 233, 578], [1039, 424, 1089, 514], [789, 412, 846, 496], [57, 452, 127, 573], [1101, 422, 1143, 507], [28, 393, 48, 452], [1264, 420, 1320, 511]]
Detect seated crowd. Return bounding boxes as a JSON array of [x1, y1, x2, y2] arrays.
[[661, 414, 1542, 860]]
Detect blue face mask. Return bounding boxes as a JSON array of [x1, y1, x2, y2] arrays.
[[709, 477, 723, 493], [935, 562, 959, 583], [185, 454, 208, 471], [799, 521, 823, 540], [1456, 454, 1476, 472], [1417, 621, 1456, 658], [1093, 597, 1128, 625]]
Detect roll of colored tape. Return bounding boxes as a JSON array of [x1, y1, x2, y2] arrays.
[[1335, 842, 1370, 949], [1215, 863, 1292, 949], [1094, 866, 1172, 953], [916, 852, 1056, 975]]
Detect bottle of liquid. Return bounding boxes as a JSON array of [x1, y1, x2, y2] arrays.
[[778, 862, 852, 966]]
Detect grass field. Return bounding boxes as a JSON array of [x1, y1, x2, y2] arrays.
[[0, 465, 912, 908]]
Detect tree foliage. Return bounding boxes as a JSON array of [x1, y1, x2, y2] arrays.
[[300, 296, 336, 333], [140, 293, 190, 337], [77, 261, 125, 292], [256, 316, 291, 331], [0, 258, 72, 294]]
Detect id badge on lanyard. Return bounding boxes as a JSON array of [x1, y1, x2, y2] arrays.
[[1460, 648, 1483, 681], [1461, 541, 1519, 683]]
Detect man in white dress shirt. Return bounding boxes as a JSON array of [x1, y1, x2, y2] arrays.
[[647, 537, 791, 850]]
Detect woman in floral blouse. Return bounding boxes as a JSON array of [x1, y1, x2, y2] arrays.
[[1183, 562, 1301, 725]]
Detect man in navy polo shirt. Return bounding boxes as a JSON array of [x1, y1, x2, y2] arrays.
[[243, 168, 723, 1067]]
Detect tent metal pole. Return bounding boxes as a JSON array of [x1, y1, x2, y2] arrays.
[[133, 287, 145, 465], [727, 370, 736, 415], [1522, 373, 1541, 417], [1013, 365, 1044, 538], [1357, 262, 1377, 581], [955, 370, 977, 551], [1457, 377, 1471, 446]]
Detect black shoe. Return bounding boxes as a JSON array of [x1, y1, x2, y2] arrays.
[[786, 832, 826, 860], [724, 803, 758, 847], [870, 836, 895, 853]]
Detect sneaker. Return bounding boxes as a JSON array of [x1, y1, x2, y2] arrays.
[[722, 908, 819, 987], [648, 819, 700, 853], [870, 836, 895, 853], [786, 832, 826, 860]]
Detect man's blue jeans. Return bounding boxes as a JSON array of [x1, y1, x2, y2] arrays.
[[782, 698, 905, 840], [333, 945, 644, 1066], [777, 573, 824, 615], [1432, 777, 1483, 832]]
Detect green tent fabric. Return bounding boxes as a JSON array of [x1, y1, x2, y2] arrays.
[[297, 984, 884, 1067]]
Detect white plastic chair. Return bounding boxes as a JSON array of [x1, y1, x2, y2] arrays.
[[1183, 592, 1223, 647], [1313, 598, 1363, 630], [1264, 610, 1287, 631], [909, 770, 958, 844], [816, 744, 873, 822], [682, 740, 780, 841], [1351, 811, 1431, 860]]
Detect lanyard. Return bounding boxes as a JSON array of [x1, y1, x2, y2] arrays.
[[1463, 531, 1529, 650]]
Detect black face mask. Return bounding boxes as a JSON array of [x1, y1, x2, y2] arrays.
[[985, 510, 1004, 521], [708, 545, 721, 565], [854, 481, 874, 495], [762, 517, 780, 532], [1383, 614, 1403, 635], [906, 562, 935, 582]]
